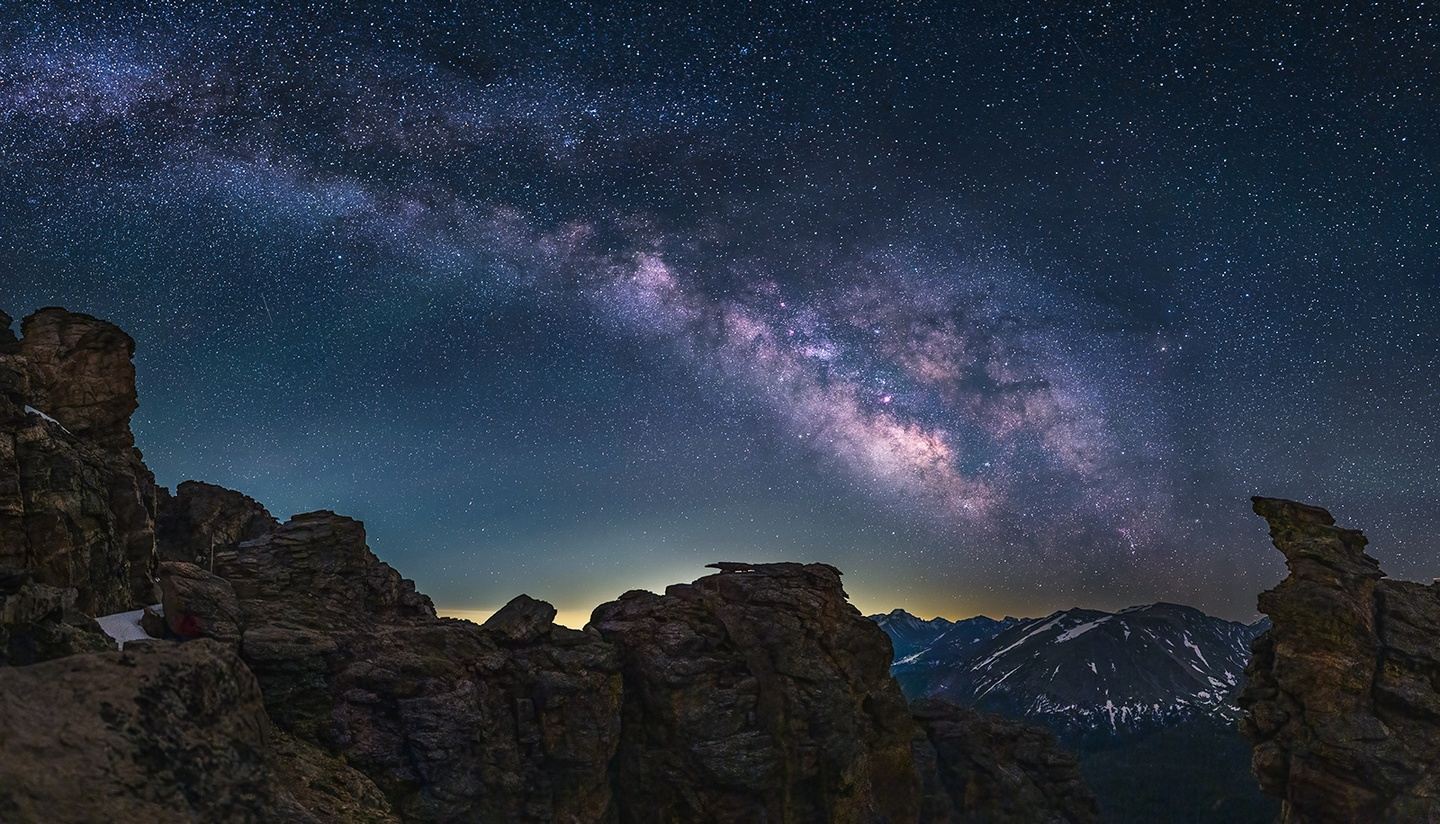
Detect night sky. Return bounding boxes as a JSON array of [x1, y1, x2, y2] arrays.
[[3, 2, 1436, 626]]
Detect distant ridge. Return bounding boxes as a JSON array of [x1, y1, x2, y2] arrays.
[[874, 603, 1264, 733]]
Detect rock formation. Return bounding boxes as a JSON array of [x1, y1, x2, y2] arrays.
[[591, 561, 922, 823], [157, 479, 279, 565], [176, 510, 624, 822], [14, 308, 141, 450], [0, 306, 1099, 824], [1241, 497, 1440, 822], [0, 570, 112, 665], [0, 308, 157, 614]]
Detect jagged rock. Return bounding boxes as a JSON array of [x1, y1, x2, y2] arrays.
[[158, 560, 243, 641], [591, 561, 923, 823], [0, 571, 112, 664], [16, 308, 139, 450], [0, 310, 15, 347], [157, 479, 279, 564], [199, 511, 623, 822], [1241, 497, 1440, 822], [911, 699, 1098, 824], [0, 639, 396, 822], [0, 308, 157, 614]]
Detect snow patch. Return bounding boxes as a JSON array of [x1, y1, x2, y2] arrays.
[[971, 614, 1065, 671], [95, 604, 161, 649], [1182, 632, 1211, 667], [23, 405, 70, 433], [1054, 616, 1109, 643]]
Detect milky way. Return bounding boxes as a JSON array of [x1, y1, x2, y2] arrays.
[[3, 2, 1436, 623]]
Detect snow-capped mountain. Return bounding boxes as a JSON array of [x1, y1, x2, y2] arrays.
[[878, 603, 1265, 734], [868, 609, 1021, 661]]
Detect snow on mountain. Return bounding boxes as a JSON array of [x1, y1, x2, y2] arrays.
[[879, 602, 1264, 734]]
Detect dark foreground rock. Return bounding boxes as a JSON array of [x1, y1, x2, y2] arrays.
[[0, 639, 396, 822], [912, 699, 1098, 824], [591, 561, 922, 823], [190, 510, 623, 823], [0, 571, 112, 664], [1241, 497, 1440, 823]]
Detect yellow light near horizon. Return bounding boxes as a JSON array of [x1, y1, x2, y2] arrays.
[[438, 606, 595, 630]]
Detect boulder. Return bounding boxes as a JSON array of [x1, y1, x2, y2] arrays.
[[0, 571, 112, 665], [139, 603, 167, 639], [481, 593, 558, 643], [1240, 497, 1440, 822], [158, 560, 244, 641]]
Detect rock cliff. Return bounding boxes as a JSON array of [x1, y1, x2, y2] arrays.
[[1241, 497, 1440, 822], [179, 510, 624, 822], [0, 308, 157, 614]]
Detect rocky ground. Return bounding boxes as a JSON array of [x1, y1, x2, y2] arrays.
[[0, 306, 1099, 822]]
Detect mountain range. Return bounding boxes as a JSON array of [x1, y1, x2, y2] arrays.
[[875, 604, 1267, 733], [872, 604, 1275, 823]]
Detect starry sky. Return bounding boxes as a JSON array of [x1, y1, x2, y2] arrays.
[[3, 1, 1436, 625]]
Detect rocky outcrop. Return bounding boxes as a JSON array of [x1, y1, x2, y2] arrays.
[[0, 639, 396, 822], [0, 570, 112, 664], [0, 307, 157, 614], [911, 699, 1098, 824], [157, 480, 278, 565], [15, 308, 140, 451], [168, 510, 625, 822], [1240, 497, 1440, 822], [590, 561, 924, 823], [164, 528, 1096, 823]]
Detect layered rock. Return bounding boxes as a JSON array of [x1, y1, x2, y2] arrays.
[[590, 561, 924, 823], [911, 699, 1098, 824], [157, 479, 279, 565], [167, 510, 624, 822], [0, 639, 396, 822], [1241, 497, 1440, 822], [15, 308, 140, 450], [0, 307, 157, 614]]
